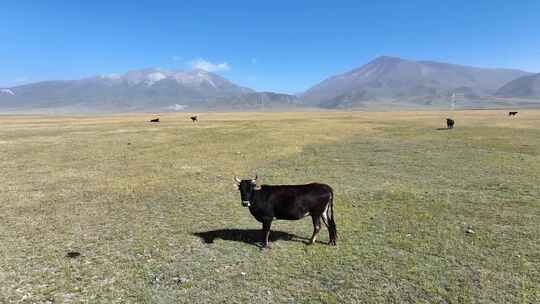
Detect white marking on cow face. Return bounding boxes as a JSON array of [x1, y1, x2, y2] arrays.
[[242, 201, 251, 207]]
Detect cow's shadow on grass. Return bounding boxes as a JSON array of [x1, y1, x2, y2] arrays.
[[193, 229, 308, 248], [436, 127, 451, 130]]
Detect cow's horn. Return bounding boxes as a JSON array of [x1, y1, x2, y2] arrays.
[[234, 176, 241, 184]]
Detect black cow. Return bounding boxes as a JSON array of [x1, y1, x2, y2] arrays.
[[447, 118, 455, 129], [509, 111, 518, 116], [234, 176, 337, 248], [150, 118, 160, 123], [190, 115, 198, 123]]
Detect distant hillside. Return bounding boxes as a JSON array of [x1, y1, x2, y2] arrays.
[[301, 56, 531, 108], [496, 73, 540, 98], [214, 92, 299, 110], [2, 58, 539, 113], [0, 69, 298, 113]]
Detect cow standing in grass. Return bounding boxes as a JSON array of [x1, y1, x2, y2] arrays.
[[234, 176, 337, 248], [447, 118, 455, 129], [150, 118, 160, 123], [509, 111, 518, 116], [190, 115, 198, 123]]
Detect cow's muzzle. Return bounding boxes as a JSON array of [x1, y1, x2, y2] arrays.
[[242, 201, 251, 207]]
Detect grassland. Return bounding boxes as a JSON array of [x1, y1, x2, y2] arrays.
[[0, 110, 539, 303]]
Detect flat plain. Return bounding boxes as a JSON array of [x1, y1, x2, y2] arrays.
[[0, 110, 539, 303]]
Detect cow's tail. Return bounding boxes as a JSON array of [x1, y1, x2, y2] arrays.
[[327, 189, 337, 245]]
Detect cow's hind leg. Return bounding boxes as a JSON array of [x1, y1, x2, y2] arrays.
[[262, 220, 272, 248], [309, 215, 322, 245], [321, 204, 337, 246]]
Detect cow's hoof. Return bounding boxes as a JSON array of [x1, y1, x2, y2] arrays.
[[328, 240, 336, 246], [261, 244, 271, 249]]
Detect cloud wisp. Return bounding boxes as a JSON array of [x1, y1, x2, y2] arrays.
[[190, 58, 230, 72]]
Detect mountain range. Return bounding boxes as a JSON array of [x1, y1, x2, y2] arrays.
[[1, 57, 539, 113], [302, 56, 535, 108], [496, 73, 540, 98], [0, 69, 298, 113]]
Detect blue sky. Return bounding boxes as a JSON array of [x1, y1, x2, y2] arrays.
[[1, 0, 539, 93]]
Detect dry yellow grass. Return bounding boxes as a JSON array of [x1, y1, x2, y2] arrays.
[[1, 110, 539, 303]]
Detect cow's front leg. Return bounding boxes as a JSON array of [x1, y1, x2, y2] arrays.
[[262, 220, 272, 248], [309, 216, 322, 245]]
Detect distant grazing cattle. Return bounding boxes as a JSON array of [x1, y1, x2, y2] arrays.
[[447, 118, 455, 129], [509, 111, 518, 116], [150, 118, 160, 123], [190, 115, 198, 123], [66, 251, 80, 258], [234, 175, 337, 248]]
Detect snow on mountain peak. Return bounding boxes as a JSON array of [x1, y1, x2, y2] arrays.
[[145, 72, 167, 85], [111, 68, 223, 87], [172, 70, 218, 88], [0, 89, 15, 95]]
